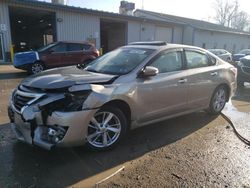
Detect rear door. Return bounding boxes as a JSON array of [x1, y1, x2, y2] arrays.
[[65, 43, 92, 65], [135, 49, 189, 124], [184, 48, 220, 110], [65, 43, 84, 65]]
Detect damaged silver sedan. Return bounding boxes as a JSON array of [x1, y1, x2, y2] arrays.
[[8, 42, 237, 150]]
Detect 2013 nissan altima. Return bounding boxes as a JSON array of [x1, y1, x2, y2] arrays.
[[8, 41, 237, 151]]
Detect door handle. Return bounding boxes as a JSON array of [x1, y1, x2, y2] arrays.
[[178, 78, 187, 83], [210, 72, 218, 76]]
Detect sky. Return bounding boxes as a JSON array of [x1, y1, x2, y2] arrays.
[[44, 0, 250, 22]]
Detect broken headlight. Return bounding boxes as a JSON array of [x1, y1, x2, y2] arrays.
[[43, 91, 91, 113], [63, 91, 91, 111]]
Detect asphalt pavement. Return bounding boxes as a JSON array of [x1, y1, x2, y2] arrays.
[[0, 65, 250, 188]]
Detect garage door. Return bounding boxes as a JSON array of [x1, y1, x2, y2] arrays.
[[155, 26, 172, 42]]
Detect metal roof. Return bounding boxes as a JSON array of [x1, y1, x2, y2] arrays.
[[5, 0, 249, 36], [135, 9, 250, 36], [4, 0, 184, 26]]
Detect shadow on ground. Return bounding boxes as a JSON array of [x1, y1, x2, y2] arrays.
[[0, 112, 216, 187], [0, 72, 27, 80]]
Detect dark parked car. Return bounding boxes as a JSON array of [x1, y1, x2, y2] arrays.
[[232, 49, 250, 62], [208, 49, 232, 62], [237, 55, 250, 87], [14, 41, 99, 74]]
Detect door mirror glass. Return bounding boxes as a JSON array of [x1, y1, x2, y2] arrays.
[[142, 66, 159, 77]]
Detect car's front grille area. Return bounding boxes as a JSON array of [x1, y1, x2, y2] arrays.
[[12, 89, 45, 113], [13, 92, 35, 112]]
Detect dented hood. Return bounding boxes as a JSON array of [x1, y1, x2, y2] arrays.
[[21, 66, 117, 89]]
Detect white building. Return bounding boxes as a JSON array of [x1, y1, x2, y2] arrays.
[[0, 0, 250, 62], [135, 9, 250, 53]]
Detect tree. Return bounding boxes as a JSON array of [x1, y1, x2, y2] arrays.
[[213, 0, 249, 31], [214, 0, 238, 27], [231, 11, 249, 31]]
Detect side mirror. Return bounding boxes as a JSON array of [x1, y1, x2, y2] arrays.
[[141, 66, 159, 77]]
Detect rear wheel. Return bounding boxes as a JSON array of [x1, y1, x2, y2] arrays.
[[86, 106, 127, 151], [237, 80, 244, 88], [208, 86, 228, 115], [29, 62, 45, 74]]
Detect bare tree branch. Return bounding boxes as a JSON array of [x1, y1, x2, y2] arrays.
[[213, 0, 249, 29]]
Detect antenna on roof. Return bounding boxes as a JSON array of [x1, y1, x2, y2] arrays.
[[142, 0, 144, 9]]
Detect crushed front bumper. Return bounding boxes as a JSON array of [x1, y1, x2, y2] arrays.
[[9, 106, 97, 150]]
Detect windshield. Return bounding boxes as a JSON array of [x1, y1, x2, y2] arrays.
[[37, 43, 57, 52], [238, 49, 250, 54], [85, 48, 155, 75]]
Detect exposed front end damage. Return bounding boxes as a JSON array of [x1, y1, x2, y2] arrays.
[[8, 84, 106, 150]]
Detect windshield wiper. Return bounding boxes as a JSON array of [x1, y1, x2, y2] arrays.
[[85, 68, 101, 73]]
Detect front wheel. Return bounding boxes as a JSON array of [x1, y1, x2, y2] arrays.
[[208, 86, 228, 115], [29, 62, 45, 74], [86, 106, 127, 151]]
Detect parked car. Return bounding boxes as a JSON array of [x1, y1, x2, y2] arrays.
[[208, 49, 232, 62], [232, 49, 250, 62], [8, 42, 237, 151], [13, 41, 99, 74], [236, 55, 250, 87]]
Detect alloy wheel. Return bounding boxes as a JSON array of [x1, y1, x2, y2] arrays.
[[87, 111, 122, 148], [212, 88, 226, 112], [31, 63, 44, 74]]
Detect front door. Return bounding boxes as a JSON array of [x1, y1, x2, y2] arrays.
[[135, 50, 188, 125], [0, 34, 4, 61]]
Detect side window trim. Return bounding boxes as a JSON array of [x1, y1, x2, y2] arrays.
[[67, 43, 84, 52]]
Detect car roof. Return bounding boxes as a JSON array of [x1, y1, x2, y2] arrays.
[[208, 49, 225, 51], [125, 42, 205, 51], [59, 41, 93, 45]]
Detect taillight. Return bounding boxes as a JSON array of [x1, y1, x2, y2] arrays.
[[95, 49, 100, 56], [230, 67, 237, 78]]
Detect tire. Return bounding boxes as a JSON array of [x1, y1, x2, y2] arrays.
[[86, 106, 128, 151], [29, 62, 45, 74], [207, 86, 228, 115], [237, 80, 244, 88]]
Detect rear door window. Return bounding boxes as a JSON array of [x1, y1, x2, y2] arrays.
[[68, 44, 83, 52], [83, 44, 92, 50], [68, 43, 91, 52], [50, 43, 67, 53], [185, 50, 210, 69]]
